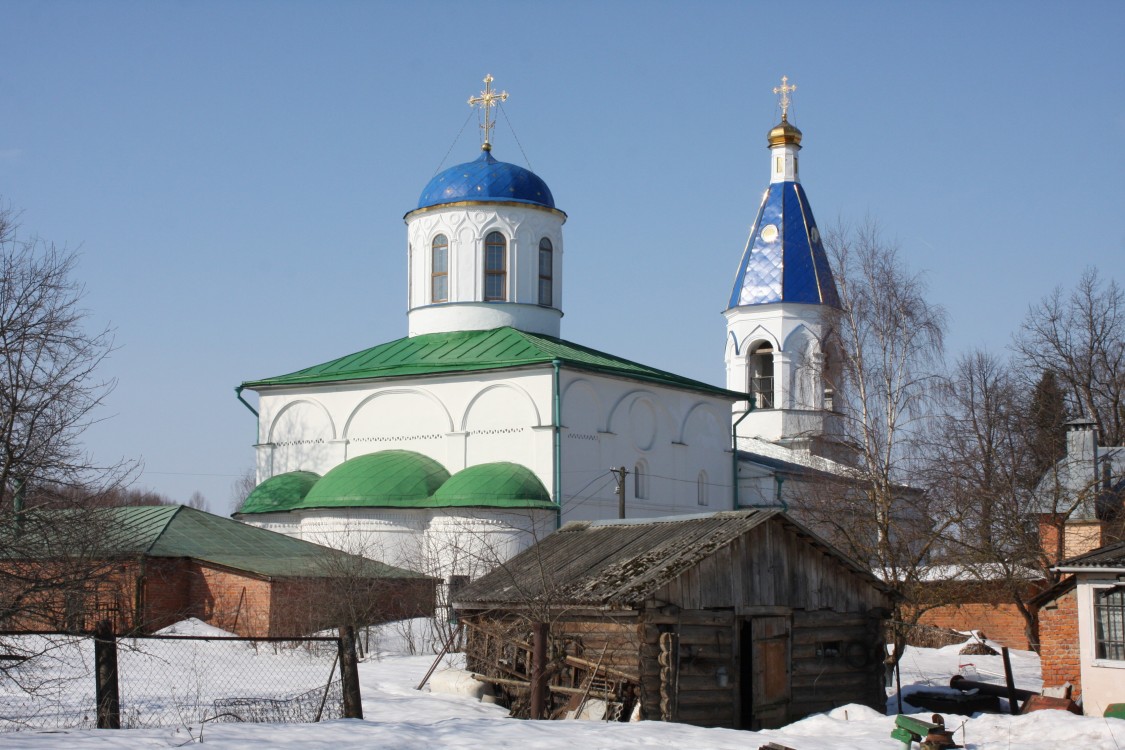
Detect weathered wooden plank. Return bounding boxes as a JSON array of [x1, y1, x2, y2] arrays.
[[644, 611, 734, 626], [674, 690, 736, 706], [792, 610, 869, 627], [790, 659, 868, 677], [791, 672, 871, 690], [790, 626, 872, 644]]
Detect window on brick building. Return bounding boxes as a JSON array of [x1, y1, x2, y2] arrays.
[[1095, 585, 1125, 660]]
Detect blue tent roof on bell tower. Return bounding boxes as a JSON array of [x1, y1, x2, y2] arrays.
[[727, 180, 840, 309]]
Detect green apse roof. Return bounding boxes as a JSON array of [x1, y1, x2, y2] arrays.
[[240, 326, 741, 399], [298, 450, 451, 510], [432, 462, 555, 509], [2, 505, 427, 580], [238, 470, 320, 514]]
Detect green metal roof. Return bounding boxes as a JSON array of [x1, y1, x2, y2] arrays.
[[298, 450, 451, 510], [5, 505, 428, 580], [432, 462, 555, 509], [241, 327, 741, 399], [238, 470, 320, 514]]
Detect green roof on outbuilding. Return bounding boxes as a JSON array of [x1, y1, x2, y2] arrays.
[[298, 450, 451, 510], [238, 470, 320, 515], [240, 327, 742, 399], [4, 505, 428, 580], [433, 462, 555, 509]]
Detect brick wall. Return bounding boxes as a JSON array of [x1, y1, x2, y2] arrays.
[[187, 563, 274, 637], [1037, 586, 1082, 699], [6, 555, 436, 639], [917, 602, 1033, 650], [269, 576, 437, 636], [138, 558, 193, 631], [1039, 514, 1065, 565]]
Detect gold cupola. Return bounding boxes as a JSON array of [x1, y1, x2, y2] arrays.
[[767, 114, 803, 148]]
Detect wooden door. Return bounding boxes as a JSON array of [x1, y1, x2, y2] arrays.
[[741, 615, 790, 729]]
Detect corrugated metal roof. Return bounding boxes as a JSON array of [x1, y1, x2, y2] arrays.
[[240, 327, 743, 399], [5, 505, 428, 581], [453, 509, 891, 609]]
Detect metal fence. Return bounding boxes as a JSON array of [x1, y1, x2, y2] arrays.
[[0, 627, 359, 733]]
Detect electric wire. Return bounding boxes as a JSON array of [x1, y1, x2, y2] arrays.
[[431, 109, 476, 177], [496, 102, 532, 170]]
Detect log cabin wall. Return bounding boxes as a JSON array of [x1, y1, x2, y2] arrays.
[[453, 511, 894, 729], [642, 517, 891, 728]]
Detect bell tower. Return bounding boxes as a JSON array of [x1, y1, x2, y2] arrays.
[[724, 78, 842, 455]]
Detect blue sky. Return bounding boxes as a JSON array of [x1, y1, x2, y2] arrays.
[[2, 1, 1123, 512]]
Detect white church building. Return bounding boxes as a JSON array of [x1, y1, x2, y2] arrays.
[[233, 76, 852, 581]]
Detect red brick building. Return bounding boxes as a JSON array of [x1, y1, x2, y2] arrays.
[[3, 505, 435, 637], [1035, 541, 1125, 715]]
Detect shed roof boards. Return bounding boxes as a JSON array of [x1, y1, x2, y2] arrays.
[[453, 509, 895, 610], [240, 326, 744, 399], [3, 505, 428, 581]]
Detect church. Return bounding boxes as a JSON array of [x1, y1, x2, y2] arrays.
[[233, 76, 851, 583]]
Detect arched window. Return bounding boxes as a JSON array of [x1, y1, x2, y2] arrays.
[[749, 342, 775, 409], [633, 461, 647, 499], [697, 471, 709, 506], [538, 237, 553, 307], [431, 234, 449, 303], [484, 231, 507, 301]]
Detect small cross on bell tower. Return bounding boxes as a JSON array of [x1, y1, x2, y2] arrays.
[[468, 74, 509, 152], [773, 75, 796, 121]]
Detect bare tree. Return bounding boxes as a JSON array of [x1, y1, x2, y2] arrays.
[[186, 491, 208, 511], [230, 468, 257, 512], [813, 220, 948, 573], [792, 220, 951, 665], [0, 202, 135, 668], [0, 206, 128, 501], [933, 350, 1051, 647], [1014, 268, 1125, 446]]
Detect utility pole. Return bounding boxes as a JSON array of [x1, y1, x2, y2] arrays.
[[612, 466, 629, 519]]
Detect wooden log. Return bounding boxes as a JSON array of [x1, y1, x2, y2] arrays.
[[645, 611, 734, 626], [563, 653, 638, 682], [790, 626, 871, 644]]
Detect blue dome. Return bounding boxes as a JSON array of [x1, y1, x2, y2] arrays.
[[415, 150, 555, 211]]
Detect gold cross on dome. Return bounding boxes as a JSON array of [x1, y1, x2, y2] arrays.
[[773, 75, 796, 119], [468, 74, 509, 151]]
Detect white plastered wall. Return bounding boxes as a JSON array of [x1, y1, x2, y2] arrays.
[[724, 302, 833, 443], [405, 202, 565, 337], [557, 371, 734, 523], [1076, 576, 1125, 716], [248, 366, 738, 572]]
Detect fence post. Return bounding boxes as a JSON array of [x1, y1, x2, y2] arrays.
[[94, 620, 121, 729], [530, 622, 548, 720], [338, 625, 363, 719]]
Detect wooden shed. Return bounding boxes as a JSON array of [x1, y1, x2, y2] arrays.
[[452, 509, 896, 729]]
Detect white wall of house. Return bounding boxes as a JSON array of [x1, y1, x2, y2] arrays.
[[1076, 575, 1125, 716]]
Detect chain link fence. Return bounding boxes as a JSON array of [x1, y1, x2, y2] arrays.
[[0, 629, 355, 733]]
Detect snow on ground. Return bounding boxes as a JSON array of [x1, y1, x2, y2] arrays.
[[2, 622, 1124, 749]]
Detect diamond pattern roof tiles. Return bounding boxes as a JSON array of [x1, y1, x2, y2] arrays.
[[728, 181, 840, 309]]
